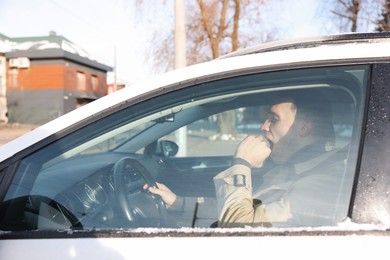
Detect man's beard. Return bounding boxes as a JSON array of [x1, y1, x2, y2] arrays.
[[270, 125, 301, 165]]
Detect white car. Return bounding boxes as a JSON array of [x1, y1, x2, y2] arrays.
[[0, 32, 389, 259]]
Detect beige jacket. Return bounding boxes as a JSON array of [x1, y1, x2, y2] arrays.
[[213, 148, 347, 228]]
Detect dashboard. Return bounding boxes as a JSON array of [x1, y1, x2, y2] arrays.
[[31, 153, 163, 229]]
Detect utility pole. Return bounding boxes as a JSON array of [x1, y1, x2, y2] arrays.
[[114, 46, 117, 91], [175, 0, 186, 69], [0, 56, 8, 124], [174, 0, 187, 156]]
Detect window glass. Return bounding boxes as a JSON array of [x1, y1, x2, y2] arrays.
[[91, 75, 99, 91], [9, 68, 18, 88], [0, 66, 368, 231], [76, 71, 86, 91]]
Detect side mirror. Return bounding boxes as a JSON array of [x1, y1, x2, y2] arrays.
[[159, 140, 179, 157], [144, 140, 179, 157]]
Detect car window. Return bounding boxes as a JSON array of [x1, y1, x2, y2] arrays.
[[0, 65, 368, 231], [155, 107, 265, 157]]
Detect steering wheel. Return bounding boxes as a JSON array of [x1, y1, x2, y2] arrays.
[[113, 157, 168, 227]]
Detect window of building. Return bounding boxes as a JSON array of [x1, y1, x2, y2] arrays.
[[91, 75, 99, 91], [8, 68, 18, 88], [77, 71, 86, 91]]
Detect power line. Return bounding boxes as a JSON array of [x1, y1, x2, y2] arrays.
[[46, 0, 104, 33]]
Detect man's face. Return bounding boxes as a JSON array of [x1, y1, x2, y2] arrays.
[[261, 102, 297, 146], [261, 101, 299, 163]]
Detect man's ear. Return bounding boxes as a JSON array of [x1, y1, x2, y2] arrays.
[[299, 119, 314, 137]]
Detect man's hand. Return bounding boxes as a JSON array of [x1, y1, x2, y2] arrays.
[[234, 135, 271, 168], [144, 182, 177, 207]]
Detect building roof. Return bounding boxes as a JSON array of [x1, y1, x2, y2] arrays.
[[0, 32, 112, 72], [11, 33, 71, 44], [0, 33, 11, 41]]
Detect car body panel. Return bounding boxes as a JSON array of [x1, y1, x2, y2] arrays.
[[1, 230, 389, 260], [351, 63, 390, 225]]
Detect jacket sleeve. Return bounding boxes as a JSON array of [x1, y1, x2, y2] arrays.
[[213, 164, 271, 227]]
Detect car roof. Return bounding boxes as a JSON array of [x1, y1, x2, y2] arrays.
[[1, 32, 390, 163], [220, 32, 390, 58]]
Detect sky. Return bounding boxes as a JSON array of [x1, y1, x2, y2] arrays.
[[0, 0, 161, 84], [0, 0, 346, 85]]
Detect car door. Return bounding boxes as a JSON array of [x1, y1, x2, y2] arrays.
[[0, 61, 388, 259]]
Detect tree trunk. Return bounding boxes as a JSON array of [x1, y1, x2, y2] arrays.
[[351, 0, 360, 32], [376, 0, 390, 32], [197, 0, 240, 140]]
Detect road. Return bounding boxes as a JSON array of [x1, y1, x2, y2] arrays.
[[0, 123, 243, 157]]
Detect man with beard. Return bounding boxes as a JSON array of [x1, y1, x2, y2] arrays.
[[148, 94, 346, 227]]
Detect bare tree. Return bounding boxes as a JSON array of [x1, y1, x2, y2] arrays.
[[146, 0, 269, 68], [331, 0, 361, 32], [328, 0, 388, 33], [193, 0, 271, 140], [144, 0, 267, 140], [195, 0, 242, 140], [375, 0, 390, 31]]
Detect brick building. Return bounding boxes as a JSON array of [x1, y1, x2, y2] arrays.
[[0, 32, 112, 125], [0, 52, 7, 123]]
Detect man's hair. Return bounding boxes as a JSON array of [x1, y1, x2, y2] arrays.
[[272, 90, 335, 145]]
